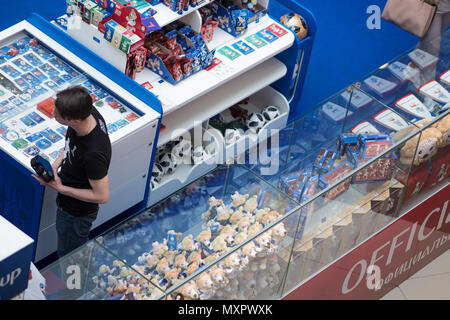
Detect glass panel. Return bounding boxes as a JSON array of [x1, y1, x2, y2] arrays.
[[40, 240, 165, 300], [96, 164, 299, 300]]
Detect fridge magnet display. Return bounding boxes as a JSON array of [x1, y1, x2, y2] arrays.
[[363, 75, 397, 97], [231, 40, 254, 55], [340, 89, 373, 110], [373, 108, 409, 131], [418, 80, 450, 104], [11, 58, 33, 72], [387, 61, 420, 82], [218, 46, 241, 60], [245, 34, 267, 48], [23, 52, 43, 67], [440, 69, 450, 86], [408, 48, 439, 69], [35, 138, 52, 150], [351, 121, 380, 134], [0, 64, 21, 78], [321, 101, 353, 124], [394, 93, 433, 118], [256, 29, 278, 43]]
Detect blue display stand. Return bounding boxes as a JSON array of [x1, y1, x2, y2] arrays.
[[269, 0, 317, 122]]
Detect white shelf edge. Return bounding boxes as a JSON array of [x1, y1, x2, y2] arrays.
[[157, 57, 287, 146], [146, 0, 214, 30]]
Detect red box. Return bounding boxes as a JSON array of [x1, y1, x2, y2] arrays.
[[395, 163, 429, 202], [422, 145, 450, 190], [37, 97, 56, 118]]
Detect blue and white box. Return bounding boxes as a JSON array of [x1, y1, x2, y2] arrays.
[[0, 215, 34, 300]]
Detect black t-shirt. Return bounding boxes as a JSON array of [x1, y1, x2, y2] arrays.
[[56, 107, 112, 216]]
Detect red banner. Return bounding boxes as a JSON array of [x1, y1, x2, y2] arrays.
[[283, 182, 450, 300]]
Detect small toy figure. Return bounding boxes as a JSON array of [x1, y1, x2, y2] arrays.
[[196, 229, 212, 246], [209, 265, 228, 287], [188, 250, 203, 265], [210, 234, 227, 253], [156, 258, 171, 275], [179, 234, 197, 251], [178, 281, 200, 300], [174, 252, 188, 269], [231, 192, 249, 208], [219, 224, 236, 245]]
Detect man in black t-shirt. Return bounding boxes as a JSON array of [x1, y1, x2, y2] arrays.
[[32, 86, 112, 259]]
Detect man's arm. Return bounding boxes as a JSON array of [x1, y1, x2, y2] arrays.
[[59, 175, 110, 204], [32, 170, 110, 204]]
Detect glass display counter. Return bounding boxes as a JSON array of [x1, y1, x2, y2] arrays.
[[40, 29, 450, 300]]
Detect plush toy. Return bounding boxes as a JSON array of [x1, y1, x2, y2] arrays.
[[256, 273, 269, 291], [196, 272, 215, 300], [152, 240, 168, 258], [271, 222, 287, 244], [254, 207, 270, 221], [178, 281, 200, 300], [202, 252, 217, 266], [188, 250, 203, 265], [202, 196, 224, 221], [235, 231, 248, 245], [185, 261, 201, 276], [239, 271, 257, 298], [242, 241, 259, 258], [259, 210, 282, 226], [219, 224, 236, 245], [221, 252, 241, 277], [399, 125, 442, 166], [247, 221, 263, 237], [174, 252, 188, 269], [163, 250, 178, 265], [244, 195, 258, 213], [196, 229, 212, 246], [255, 230, 273, 255], [209, 265, 228, 287], [216, 205, 233, 224], [228, 206, 245, 225], [165, 267, 183, 285], [231, 192, 249, 208], [433, 113, 450, 147], [146, 253, 160, 270], [156, 258, 171, 275], [237, 214, 254, 233], [238, 249, 250, 271], [179, 234, 198, 251], [210, 234, 228, 253]]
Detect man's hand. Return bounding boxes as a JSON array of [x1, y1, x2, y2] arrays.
[[31, 166, 64, 192]]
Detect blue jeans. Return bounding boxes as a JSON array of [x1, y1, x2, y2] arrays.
[[55, 207, 98, 259]]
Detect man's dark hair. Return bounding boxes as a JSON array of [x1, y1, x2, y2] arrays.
[[55, 86, 93, 120]]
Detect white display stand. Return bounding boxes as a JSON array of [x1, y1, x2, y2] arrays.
[[0, 21, 161, 262], [0, 216, 34, 300]]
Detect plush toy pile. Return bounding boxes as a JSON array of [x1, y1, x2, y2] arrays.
[[92, 191, 288, 300]]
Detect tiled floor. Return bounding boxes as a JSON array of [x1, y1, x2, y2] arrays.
[[381, 249, 450, 300]]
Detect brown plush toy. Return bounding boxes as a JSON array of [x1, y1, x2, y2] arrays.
[[399, 125, 443, 166], [432, 113, 450, 147]]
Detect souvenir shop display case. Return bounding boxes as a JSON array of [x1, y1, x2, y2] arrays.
[[51, 0, 317, 207], [40, 25, 450, 299], [0, 14, 162, 263]]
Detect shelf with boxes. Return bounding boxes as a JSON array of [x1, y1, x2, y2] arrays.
[[53, 0, 298, 208]]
